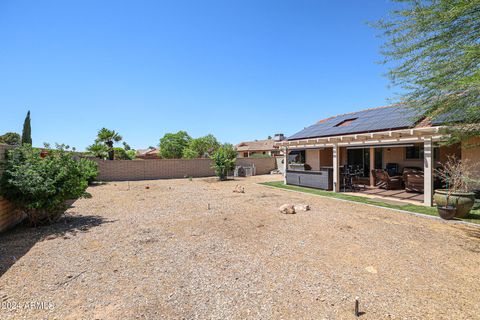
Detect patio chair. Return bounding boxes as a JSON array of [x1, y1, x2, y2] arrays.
[[372, 169, 384, 188], [372, 169, 403, 190], [405, 171, 424, 193]]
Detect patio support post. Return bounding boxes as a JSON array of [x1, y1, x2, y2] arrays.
[[333, 144, 340, 192], [369, 147, 375, 187], [424, 137, 434, 206], [283, 147, 288, 184]]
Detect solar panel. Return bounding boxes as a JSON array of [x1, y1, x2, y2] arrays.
[[287, 105, 426, 140]]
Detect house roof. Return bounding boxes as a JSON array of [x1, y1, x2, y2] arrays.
[[287, 105, 428, 141], [236, 139, 277, 152], [136, 148, 159, 156]]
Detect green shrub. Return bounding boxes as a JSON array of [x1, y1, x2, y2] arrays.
[[0, 144, 96, 226], [78, 158, 99, 184], [0, 132, 21, 146], [210, 144, 237, 181]]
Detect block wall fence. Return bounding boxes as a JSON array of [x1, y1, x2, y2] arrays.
[[0, 144, 23, 233], [94, 157, 278, 181]]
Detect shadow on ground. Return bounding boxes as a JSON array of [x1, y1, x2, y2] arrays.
[[0, 213, 114, 277]]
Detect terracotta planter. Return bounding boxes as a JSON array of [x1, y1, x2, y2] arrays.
[[434, 190, 476, 218]]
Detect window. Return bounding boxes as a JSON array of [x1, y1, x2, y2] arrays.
[[288, 150, 305, 164], [405, 146, 424, 160], [335, 118, 358, 127]]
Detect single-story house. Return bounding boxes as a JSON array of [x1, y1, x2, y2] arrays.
[[236, 134, 285, 158], [276, 105, 479, 206], [136, 148, 160, 159]]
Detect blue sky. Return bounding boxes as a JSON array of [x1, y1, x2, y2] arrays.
[[0, 0, 399, 150]]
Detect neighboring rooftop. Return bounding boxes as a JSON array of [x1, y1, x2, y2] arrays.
[[236, 140, 278, 152], [287, 105, 428, 140], [136, 148, 159, 157], [236, 134, 285, 151]]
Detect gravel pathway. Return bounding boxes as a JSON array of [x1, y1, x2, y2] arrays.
[[1, 175, 479, 319]]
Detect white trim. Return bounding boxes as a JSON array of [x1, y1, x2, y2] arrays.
[[275, 126, 448, 147], [424, 138, 434, 207]]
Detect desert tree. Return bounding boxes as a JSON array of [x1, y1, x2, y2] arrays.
[[375, 0, 480, 143]]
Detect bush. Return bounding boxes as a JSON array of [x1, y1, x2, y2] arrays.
[[210, 144, 237, 181], [78, 158, 99, 184], [0, 132, 21, 146], [0, 144, 96, 226]]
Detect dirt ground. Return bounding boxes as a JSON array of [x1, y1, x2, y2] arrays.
[[1, 175, 480, 320]]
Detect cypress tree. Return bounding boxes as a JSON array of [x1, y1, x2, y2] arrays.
[[21, 111, 32, 145]]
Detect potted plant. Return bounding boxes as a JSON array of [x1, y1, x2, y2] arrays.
[[434, 156, 479, 219]]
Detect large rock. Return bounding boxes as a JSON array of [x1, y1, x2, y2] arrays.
[[294, 204, 310, 211], [233, 185, 245, 193], [279, 204, 296, 214]]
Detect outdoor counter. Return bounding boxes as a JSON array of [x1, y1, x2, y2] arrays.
[[286, 167, 333, 190]]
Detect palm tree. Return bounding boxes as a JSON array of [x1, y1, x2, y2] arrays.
[[95, 128, 122, 160], [86, 142, 108, 159]]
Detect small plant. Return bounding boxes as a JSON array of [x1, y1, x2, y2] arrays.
[[210, 144, 237, 181], [435, 156, 479, 194], [0, 144, 97, 226], [435, 156, 480, 219]]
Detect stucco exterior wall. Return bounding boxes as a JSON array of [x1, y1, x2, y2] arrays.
[[305, 149, 320, 171], [382, 146, 424, 171], [462, 137, 480, 181], [319, 148, 333, 167]]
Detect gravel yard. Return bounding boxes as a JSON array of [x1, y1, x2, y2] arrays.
[[1, 175, 480, 319]]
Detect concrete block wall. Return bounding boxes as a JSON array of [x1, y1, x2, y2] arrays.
[[237, 157, 277, 175], [95, 157, 277, 181]]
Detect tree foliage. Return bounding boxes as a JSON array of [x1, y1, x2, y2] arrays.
[[182, 134, 220, 159], [113, 147, 136, 160], [0, 144, 97, 226], [21, 110, 32, 145], [375, 0, 480, 141], [159, 131, 191, 159], [210, 144, 237, 181], [0, 132, 21, 146]]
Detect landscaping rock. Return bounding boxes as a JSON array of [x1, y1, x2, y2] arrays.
[[294, 204, 310, 211], [279, 204, 296, 214], [233, 185, 245, 193]]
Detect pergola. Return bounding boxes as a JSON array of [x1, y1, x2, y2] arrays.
[[276, 126, 449, 206]]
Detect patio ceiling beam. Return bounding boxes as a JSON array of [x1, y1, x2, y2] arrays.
[[275, 126, 447, 147]]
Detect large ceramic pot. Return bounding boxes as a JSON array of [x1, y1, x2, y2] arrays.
[[434, 190, 476, 218]]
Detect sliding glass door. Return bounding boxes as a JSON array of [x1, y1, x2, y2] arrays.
[[347, 148, 384, 177]]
